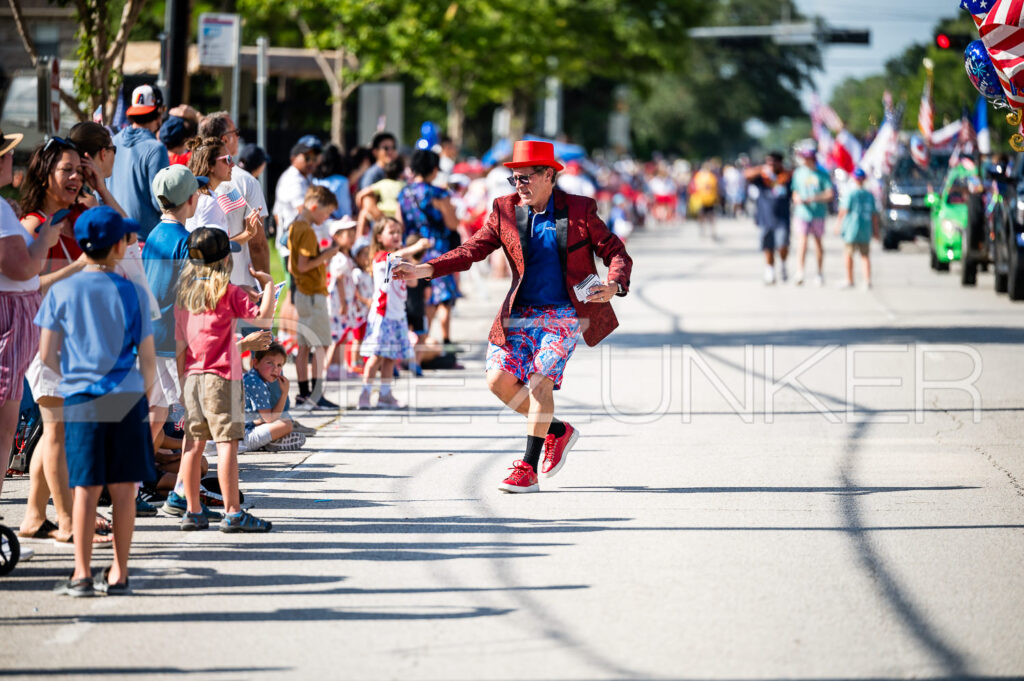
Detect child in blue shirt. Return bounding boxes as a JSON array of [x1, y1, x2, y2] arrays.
[[836, 168, 879, 289], [243, 342, 307, 452], [35, 206, 158, 597]]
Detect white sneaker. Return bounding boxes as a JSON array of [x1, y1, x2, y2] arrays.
[[794, 270, 805, 286], [837, 280, 854, 290], [763, 265, 776, 285], [860, 281, 872, 291], [779, 262, 788, 282], [813, 274, 824, 287]]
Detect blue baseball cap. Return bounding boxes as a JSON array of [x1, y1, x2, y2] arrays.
[[74, 206, 138, 251], [159, 115, 188, 148], [297, 134, 323, 152], [853, 168, 867, 180]]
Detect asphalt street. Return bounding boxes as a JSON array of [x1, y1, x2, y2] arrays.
[[2, 215, 1023, 680]]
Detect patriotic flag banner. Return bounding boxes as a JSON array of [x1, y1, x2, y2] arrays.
[[976, 95, 992, 153], [950, 106, 979, 167], [215, 185, 248, 214], [910, 134, 930, 169], [932, 120, 965, 149], [111, 86, 127, 130], [919, 67, 934, 141], [92, 105, 103, 125], [980, 0, 1024, 107], [860, 99, 903, 179]]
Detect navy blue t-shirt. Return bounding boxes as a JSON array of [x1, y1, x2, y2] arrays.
[[516, 197, 571, 307], [142, 219, 190, 357]]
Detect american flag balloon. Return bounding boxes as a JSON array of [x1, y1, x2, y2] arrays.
[[962, 0, 993, 28], [980, 0, 1024, 107], [965, 39, 1006, 99]]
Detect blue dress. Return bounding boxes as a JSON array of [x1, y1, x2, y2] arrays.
[[398, 182, 461, 306]]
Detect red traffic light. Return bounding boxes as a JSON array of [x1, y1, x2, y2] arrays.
[[936, 33, 951, 49]]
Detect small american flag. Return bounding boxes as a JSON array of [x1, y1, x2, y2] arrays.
[[918, 73, 933, 143], [216, 186, 247, 214], [981, 0, 1024, 107]]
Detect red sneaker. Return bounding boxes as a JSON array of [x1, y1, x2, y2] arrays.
[[540, 423, 579, 478], [498, 460, 539, 493]]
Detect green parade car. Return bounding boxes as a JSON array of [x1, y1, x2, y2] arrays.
[[926, 162, 982, 272]]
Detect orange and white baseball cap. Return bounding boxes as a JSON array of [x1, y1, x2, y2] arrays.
[[126, 84, 164, 116]]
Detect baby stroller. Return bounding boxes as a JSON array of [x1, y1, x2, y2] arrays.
[[0, 522, 19, 575]]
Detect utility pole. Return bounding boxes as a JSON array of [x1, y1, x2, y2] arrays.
[[163, 0, 190, 105]]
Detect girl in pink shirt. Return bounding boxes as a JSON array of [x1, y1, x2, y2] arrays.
[[174, 227, 275, 532]]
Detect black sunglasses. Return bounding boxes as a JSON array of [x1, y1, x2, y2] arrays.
[[43, 136, 79, 153], [507, 170, 542, 187]]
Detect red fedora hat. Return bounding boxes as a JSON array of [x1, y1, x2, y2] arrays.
[[503, 140, 564, 172]]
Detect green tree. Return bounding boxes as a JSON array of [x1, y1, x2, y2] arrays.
[[629, 0, 820, 157], [829, 15, 985, 138], [7, 0, 147, 121]]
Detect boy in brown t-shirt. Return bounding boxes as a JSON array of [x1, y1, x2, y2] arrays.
[[287, 185, 339, 409]]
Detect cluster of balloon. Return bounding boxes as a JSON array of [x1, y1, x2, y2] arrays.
[[964, 38, 1024, 150], [415, 121, 440, 150]]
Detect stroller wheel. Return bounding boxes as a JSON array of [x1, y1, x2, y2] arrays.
[[0, 525, 20, 575]]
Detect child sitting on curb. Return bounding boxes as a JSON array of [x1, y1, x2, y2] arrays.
[[243, 343, 307, 452]]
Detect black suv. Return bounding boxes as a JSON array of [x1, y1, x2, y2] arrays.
[[984, 153, 1024, 300], [880, 151, 951, 250]]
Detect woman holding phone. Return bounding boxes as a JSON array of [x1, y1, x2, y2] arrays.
[[0, 129, 61, 526], [17, 137, 115, 545]]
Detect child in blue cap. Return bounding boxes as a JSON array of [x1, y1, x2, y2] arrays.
[[35, 205, 158, 597]]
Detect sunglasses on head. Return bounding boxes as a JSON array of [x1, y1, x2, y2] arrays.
[[507, 170, 542, 187], [43, 136, 79, 154]]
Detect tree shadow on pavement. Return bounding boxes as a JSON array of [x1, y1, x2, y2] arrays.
[[606, 325, 1024, 349], [559, 484, 979, 496], [0, 667, 290, 677], [2, 605, 515, 625]]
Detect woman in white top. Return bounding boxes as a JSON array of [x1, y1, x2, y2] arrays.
[[0, 130, 60, 505], [185, 137, 261, 287]]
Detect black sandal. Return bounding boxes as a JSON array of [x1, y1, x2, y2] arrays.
[[17, 519, 58, 539]]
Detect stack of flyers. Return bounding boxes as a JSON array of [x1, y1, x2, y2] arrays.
[[573, 274, 603, 302]]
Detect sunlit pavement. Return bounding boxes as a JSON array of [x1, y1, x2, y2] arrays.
[[3, 215, 1023, 680]]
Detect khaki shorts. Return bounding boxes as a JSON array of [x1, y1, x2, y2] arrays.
[[150, 355, 181, 409], [844, 241, 870, 257], [182, 373, 244, 442], [294, 291, 331, 348]]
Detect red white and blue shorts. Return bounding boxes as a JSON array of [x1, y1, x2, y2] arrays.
[[486, 304, 581, 390]]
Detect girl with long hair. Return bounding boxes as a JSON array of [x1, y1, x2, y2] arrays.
[[174, 227, 275, 532]]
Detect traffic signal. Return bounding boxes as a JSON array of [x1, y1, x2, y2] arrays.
[[934, 32, 973, 50]]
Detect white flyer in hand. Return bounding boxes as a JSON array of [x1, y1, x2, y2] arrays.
[[573, 274, 603, 302]]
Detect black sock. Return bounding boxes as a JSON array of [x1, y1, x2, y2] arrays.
[[298, 380, 310, 398], [547, 419, 566, 438], [523, 436, 545, 471]]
